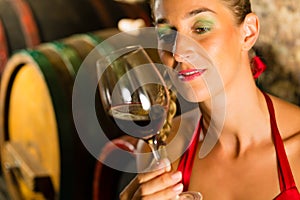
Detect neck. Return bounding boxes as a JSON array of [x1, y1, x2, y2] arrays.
[[198, 76, 271, 158]]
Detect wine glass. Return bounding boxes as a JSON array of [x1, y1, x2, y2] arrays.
[[97, 45, 203, 200]]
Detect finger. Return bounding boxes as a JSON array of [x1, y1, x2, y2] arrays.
[[138, 158, 172, 183], [140, 171, 182, 196], [120, 159, 172, 200], [133, 183, 184, 200]]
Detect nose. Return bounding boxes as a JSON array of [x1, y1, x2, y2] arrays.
[[171, 32, 192, 64], [158, 43, 187, 70], [158, 29, 195, 69], [172, 52, 185, 63], [158, 49, 178, 69]]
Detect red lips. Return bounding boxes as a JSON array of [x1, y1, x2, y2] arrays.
[[178, 69, 206, 81]]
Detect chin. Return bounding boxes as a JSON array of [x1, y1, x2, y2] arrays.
[[174, 84, 211, 103]]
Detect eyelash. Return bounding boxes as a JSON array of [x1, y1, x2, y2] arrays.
[[193, 26, 211, 34]]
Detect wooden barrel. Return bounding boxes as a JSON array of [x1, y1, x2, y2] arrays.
[[0, 47, 83, 200], [0, 29, 121, 199], [0, 18, 9, 75], [0, 0, 151, 74]]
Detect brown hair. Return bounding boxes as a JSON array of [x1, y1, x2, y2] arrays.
[[222, 0, 252, 24]]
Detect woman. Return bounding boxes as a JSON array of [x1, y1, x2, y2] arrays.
[[120, 0, 300, 199]]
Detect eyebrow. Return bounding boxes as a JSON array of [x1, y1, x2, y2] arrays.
[[155, 7, 216, 25], [184, 8, 216, 19]]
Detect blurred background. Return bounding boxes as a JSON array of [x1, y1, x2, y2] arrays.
[[0, 0, 299, 200], [252, 0, 300, 105]]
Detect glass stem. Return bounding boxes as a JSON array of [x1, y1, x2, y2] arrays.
[[146, 135, 161, 161]]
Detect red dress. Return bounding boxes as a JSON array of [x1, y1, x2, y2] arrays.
[[177, 93, 300, 199]]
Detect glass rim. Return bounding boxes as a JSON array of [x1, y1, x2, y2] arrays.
[[97, 44, 143, 61], [96, 45, 147, 71]]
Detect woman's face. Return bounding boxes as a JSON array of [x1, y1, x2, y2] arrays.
[[153, 0, 246, 102]]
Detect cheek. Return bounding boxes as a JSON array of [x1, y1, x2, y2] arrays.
[[201, 32, 241, 77]]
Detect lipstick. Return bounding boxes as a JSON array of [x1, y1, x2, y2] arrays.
[[178, 69, 206, 81]]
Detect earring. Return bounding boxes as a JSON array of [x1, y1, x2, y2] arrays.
[[251, 56, 266, 79]]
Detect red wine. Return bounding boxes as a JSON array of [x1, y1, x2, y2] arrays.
[[109, 103, 166, 140]]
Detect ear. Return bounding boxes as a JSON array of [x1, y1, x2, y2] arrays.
[[241, 13, 259, 51]]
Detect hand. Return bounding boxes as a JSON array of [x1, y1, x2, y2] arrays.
[[120, 158, 183, 200]]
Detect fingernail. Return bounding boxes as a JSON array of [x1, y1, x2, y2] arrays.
[[173, 183, 183, 193], [171, 171, 182, 181]]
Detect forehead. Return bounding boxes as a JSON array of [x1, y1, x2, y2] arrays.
[[153, 0, 225, 20]]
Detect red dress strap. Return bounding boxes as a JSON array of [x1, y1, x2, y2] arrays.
[[262, 92, 300, 199], [177, 117, 202, 191]]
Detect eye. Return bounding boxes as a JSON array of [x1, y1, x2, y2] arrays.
[[194, 26, 211, 34], [157, 26, 177, 44], [192, 19, 214, 35]]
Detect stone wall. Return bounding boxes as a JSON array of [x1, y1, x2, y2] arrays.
[[251, 0, 300, 105]]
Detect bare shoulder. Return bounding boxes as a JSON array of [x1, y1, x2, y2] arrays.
[[270, 95, 300, 159], [270, 95, 300, 186], [270, 94, 300, 139]]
